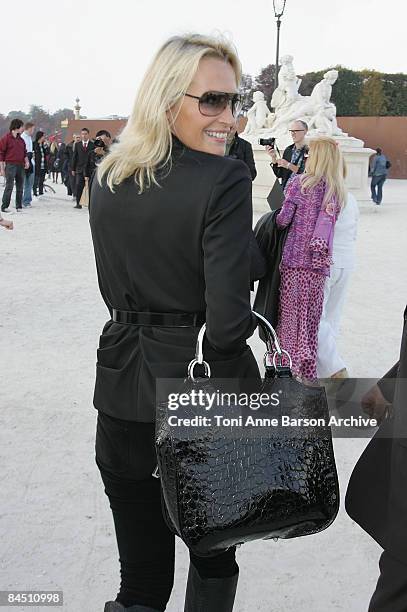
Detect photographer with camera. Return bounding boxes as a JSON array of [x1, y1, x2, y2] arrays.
[[265, 119, 308, 190], [86, 129, 112, 179]]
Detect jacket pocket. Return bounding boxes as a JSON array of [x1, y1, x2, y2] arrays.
[[96, 333, 139, 370]]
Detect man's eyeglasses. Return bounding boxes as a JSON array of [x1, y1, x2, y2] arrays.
[[184, 91, 243, 117], [289, 129, 306, 133]]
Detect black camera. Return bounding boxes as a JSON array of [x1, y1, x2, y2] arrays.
[[94, 138, 106, 150], [258, 137, 275, 148]]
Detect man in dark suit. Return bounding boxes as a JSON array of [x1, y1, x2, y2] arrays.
[[346, 306, 407, 611], [265, 119, 308, 190], [86, 129, 112, 179], [71, 127, 94, 209]]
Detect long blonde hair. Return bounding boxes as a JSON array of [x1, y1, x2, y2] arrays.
[[301, 137, 347, 209], [98, 34, 242, 193]]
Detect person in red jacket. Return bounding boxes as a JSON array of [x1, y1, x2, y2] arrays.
[[0, 119, 29, 212]]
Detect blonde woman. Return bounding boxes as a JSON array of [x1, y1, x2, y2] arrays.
[[89, 34, 262, 612], [276, 137, 346, 380], [48, 141, 59, 183]]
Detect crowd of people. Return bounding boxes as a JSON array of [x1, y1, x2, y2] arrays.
[[0, 120, 112, 213]]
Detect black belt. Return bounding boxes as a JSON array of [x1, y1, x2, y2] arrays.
[[112, 309, 205, 328]]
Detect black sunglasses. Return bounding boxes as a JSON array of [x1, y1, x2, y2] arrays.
[[184, 91, 242, 117]]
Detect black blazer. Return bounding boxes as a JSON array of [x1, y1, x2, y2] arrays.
[[346, 306, 407, 563], [64, 141, 75, 169], [72, 140, 95, 175], [272, 143, 307, 190], [89, 138, 263, 422], [227, 135, 257, 181]]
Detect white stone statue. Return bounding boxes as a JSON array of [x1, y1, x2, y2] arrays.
[[307, 70, 343, 136], [270, 54, 301, 112], [243, 91, 271, 134], [267, 96, 312, 135], [242, 59, 344, 141], [262, 55, 312, 136]]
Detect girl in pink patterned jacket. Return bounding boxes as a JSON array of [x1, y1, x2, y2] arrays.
[[276, 137, 346, 380]]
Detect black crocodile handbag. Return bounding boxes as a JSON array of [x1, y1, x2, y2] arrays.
[[155, 312, 339, 556]]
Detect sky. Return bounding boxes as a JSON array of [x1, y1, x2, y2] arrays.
[[4, 0, 407, 118]]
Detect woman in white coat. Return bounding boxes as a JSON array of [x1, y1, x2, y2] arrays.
[[317, 182, 359, 379]]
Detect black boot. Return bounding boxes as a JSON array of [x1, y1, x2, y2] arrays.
[[104, 601, 160, 611], [183, 563, 239, 612]]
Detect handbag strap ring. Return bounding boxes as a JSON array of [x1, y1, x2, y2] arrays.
[[273, 348, 293, 370], [188, 323, 211, 381], [188, 358, 211, 381]]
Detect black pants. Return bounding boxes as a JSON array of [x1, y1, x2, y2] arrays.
[[75, 171, 86, 205], [61, 169, 71, 195], [369, 550, 407, 612], [33, 170, 46, 196], [95, 411, 237, 611], [67, 172, 76, 197], [2, 163, 24, 210]]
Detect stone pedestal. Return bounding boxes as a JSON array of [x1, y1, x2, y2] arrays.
[[250, 144, 277, 212], [340, 142, 375, 203], [246, 135, 374, 213]]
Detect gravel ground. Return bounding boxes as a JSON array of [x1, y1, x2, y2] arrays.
[[0, 179, 406, 612]]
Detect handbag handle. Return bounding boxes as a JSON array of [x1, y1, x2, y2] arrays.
[[187, 311, 292, 381]]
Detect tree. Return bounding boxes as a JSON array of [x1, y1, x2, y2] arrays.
[[253, 64, 278, 108], [331, 67, 364, 116], [0, 113, 8, 136], [0, 105, 78, 138], [52, 107, 75, 125], [240, 73, 255, 111], [359, 70, 388, 116], [7, 110, 29, 122], [381, 73, 407, 116], [28, 105, 53, 133], [298, 70, 325, 96]]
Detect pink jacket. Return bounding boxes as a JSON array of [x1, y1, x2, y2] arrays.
[[276, 175, 337, 276]]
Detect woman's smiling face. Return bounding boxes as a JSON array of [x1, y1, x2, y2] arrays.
[[169, 57, 238, 156]]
